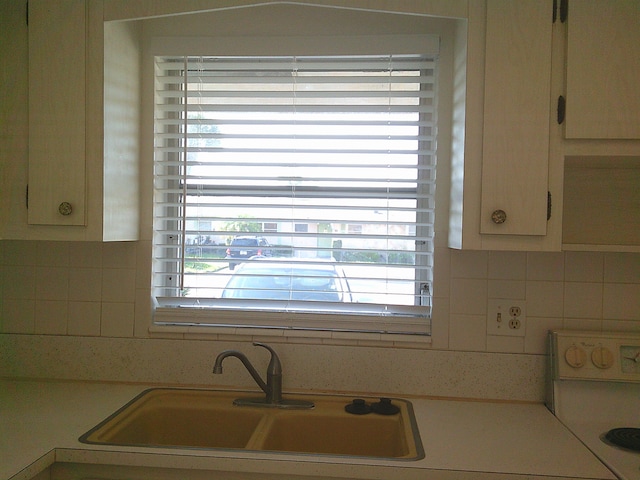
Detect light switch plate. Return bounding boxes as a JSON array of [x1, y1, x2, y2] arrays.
[[487, 299, 526, 337]]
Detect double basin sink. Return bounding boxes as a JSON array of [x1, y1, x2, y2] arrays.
[[80, 388, 424, 460]]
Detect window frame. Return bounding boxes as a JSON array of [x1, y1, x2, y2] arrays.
[[144, 26, 455, 344]]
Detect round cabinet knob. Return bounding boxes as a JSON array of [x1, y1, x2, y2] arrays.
[[491, 209, 507, 224], [564, 345, 587, 368], [591, 346, 614, 369], [58, 202, 73, 216]]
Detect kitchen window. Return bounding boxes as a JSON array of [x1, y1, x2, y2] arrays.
[[152, 41, 438, 337]]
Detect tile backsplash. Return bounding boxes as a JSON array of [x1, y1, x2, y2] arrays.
[[1, 240, 638, 402], [447, 249, 640, 354], [1, 241, 139, 337], [1, 240, 639, 350]]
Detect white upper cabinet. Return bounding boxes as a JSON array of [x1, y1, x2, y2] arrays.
[[480, 0, 553, 237], [28, 0, 87, 226], [3, 0, 140, 241], [565, 0, 640, 139], [449, 0, 562, 251], [450, 0, 639, 252], [6, 0, 638, 249], [559, 0, 640, 251]]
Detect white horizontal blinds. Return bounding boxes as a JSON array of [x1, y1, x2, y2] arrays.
[[153, 54, 436, 333]]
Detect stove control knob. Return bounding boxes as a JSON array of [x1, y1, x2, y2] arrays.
[[564, 345, 587, 368], [591, 346, 614, 369]]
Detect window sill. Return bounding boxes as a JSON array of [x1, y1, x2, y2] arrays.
[[150, 309, 432, 348]]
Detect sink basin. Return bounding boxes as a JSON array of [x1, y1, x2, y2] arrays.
[[80, 389, 265, 449], [254, 406, 413, 458], [80, 388, 423, 460]]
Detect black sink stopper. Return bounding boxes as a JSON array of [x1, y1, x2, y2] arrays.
[[371, 397, 400, 415], [345, 398, 371, 415]]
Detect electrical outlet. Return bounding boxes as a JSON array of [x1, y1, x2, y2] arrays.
[[487, 299, 526, 337]]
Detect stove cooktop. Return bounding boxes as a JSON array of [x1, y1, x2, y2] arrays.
[[549, 331, 640, 480], [605, 428, 640, 453]]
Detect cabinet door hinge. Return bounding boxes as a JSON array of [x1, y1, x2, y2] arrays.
[[26, 1, 28, 25], [547, 191, 552, 221], [552, 0, 557, 23], [559, 0, 568, 23], [26, 184, 29, 209], [557, 95, 566, 124]]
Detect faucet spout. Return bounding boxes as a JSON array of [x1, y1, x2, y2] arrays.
[[254, 342, 283, 404], [212, 342, 313, 409], [212, 348, 268, 395]]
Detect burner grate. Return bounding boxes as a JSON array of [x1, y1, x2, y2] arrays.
[[605, 428, 640, 452]]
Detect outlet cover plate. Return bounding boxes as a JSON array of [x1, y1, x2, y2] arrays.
[[487, 299, 526, 337]]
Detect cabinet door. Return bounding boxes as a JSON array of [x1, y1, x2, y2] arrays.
[[565, 0, 640, 139], [28, 0, 86, 225], [480, 0, 553, 236]]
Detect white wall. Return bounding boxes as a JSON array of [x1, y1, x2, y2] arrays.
[[1, 1, 639, 403]]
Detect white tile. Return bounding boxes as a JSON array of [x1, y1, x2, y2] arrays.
[[524, 317, 564, 354], [69, 242, 103, 268], [134, 288, 152, 338], [488, 251, 526, 279], [430, 297, 450, 350], [488, 279, 526, 299], [565, 251, 604, 282], [526, 281, 564, 318], [564, 282, 603, 319], [102, 268, 136, 302], [564, 282, 602, 319], [449, 314, 486, 351], [69, 268, 102, 302], [101, 302, 135, 337], [564, 318, 602, 331], [527, 252, 564, 281], [135, 241, 152, 289], [486, 335, 524, 353], [36, 241, 70, 267], [2, 241, 37, 266], [604, 252, 640, 283], [35, 266, 69, 301], [284, 329, 331, 340], [603, 283, 640, 321], [450, 278, 487, 315], [602, 319, 640, 333], [1, 299, 35, 334], [433, 246, 451, 298], [102, 242, 137, 269], [450, 250, 488, 279], [34, 300, 68, 335], [2, 266, 36, 299], [332, 330, 381, 342], [218, 332, 248, 342], [68, 302, 102, 336]]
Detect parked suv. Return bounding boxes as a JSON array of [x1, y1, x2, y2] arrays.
[[225, 236, 271, 270]]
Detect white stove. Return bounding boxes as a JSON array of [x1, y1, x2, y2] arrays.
[[547, 330, 640, 480]]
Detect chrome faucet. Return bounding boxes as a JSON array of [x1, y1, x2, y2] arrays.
[[213, 342, 313, 409]]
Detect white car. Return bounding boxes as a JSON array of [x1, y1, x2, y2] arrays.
[[221, 259, 353, 302]]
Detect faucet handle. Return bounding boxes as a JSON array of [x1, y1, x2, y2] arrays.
[[253, 342, 282, 374]]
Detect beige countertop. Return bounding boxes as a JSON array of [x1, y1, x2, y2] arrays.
[[0, 379, 615, 480]]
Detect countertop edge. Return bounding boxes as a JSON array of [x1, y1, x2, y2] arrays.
[[8, 451, 55, 480]]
